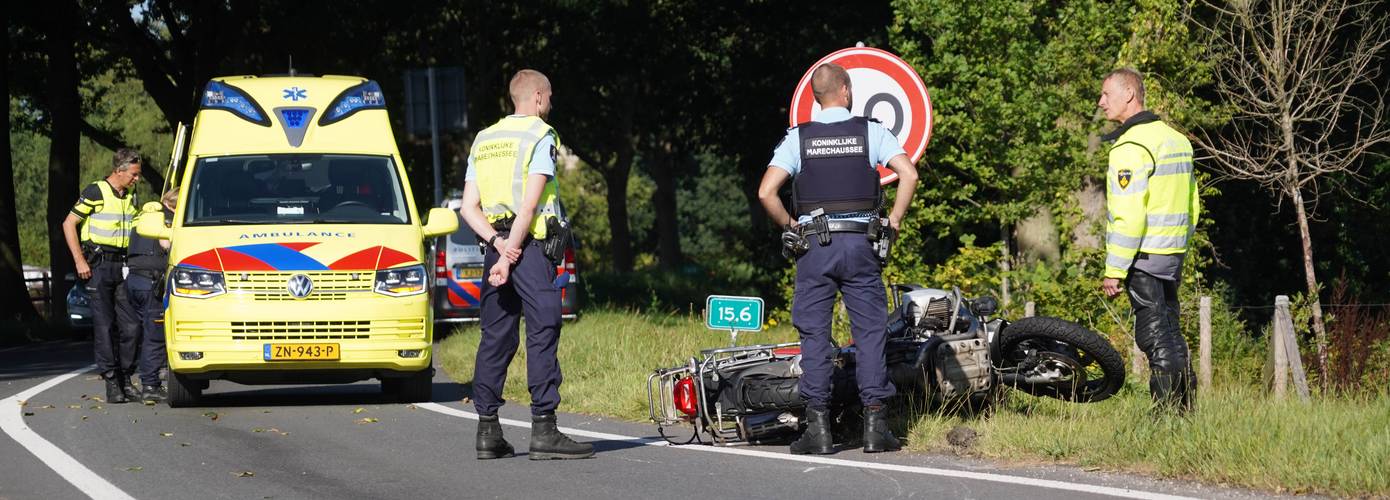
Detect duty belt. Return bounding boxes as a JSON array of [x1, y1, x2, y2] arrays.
[[800, 220, 870, 236]]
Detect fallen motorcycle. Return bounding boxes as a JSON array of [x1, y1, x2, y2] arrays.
[[647, 285, 1126, 445]]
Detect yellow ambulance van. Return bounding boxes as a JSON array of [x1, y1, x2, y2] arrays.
[[138, 75, 456, 407]]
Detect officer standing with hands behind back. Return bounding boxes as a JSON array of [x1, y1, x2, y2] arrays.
[[459, 69, 592, 460], [62, 148, 142, 404], [758, 63, 919, 455]]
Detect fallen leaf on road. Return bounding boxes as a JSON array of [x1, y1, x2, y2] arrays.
[[22, 412, 34, 416], [1083, 466, 1101, 472], [143, 400, 156, 406], [252, 428, 266, 433], [159, 432, 174, 437], [352, 407, 366, 414], [461, 397, 472, 404], [179, 442, 191, 447], [68, 404, 82, 409], [267, 428, 289, 436], [124, 466, 143, 472], [202, 411, 219, 421], [89, 405, 103, 410], [91, 396, 104, 403], [405, 404, 417, 410], [85, 376, 100, 381], [40, 404, 55, 409], [356, 417, 379, 424], [261, 410, 272, 414], [81, 415, 89, 420], [233, 471, 255, 478], [18, 400, 27, 406]]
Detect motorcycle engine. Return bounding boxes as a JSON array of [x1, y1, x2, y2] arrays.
[[901, 288, 955, 331]]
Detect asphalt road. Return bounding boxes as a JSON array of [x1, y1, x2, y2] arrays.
[[1, 340, 1283, 500]]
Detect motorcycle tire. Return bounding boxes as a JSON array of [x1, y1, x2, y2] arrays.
[[997, 316, 1125, 403], [738, 375, 803, 412]]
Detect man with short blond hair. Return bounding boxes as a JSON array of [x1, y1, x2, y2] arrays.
[[459, 69, 592, 460]]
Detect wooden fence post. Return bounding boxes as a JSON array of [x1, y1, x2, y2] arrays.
[[1272, 295, 1289, 399], [1199, 296, 1212, 392], [1024, 301, 1035, 318], [1276, 296, 1312, 402]]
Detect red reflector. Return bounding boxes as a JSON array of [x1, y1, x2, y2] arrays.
[[565, 248, 577, 271], [674, 377, 698, 416], [772, 347, 801, 356]]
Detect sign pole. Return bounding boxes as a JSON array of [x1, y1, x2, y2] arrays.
[[428, 67, 443, 207]]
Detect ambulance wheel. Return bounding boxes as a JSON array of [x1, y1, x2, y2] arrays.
[[383, 368, 433, 403], [166, 372, 202, 408]]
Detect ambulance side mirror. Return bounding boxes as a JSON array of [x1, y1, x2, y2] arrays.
[[137, 201, 172, 240], [421, 207, 459, 238]]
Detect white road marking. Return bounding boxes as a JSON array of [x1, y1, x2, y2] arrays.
[[1, 365, 135, 500], [419, 402, 1197, 500]]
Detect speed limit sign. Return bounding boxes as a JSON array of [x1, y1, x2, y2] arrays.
[[789, 46, 933, 185]]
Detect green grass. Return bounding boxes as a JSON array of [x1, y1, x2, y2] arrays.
[[437, 310, 1390, 497]]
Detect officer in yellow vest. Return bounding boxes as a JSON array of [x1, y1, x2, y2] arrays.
[[458, 69, 592, 460], [1097, 68, 1200, 412], [62, 148, 143, 404]]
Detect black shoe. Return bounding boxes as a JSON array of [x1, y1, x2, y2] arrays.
[[121, 378, 139, 401], [790, 407, 835, 455], [105, 378, 129, 404], [862, 405, 901, 453], [528, 413, 594, 460], [476, 414, 515, 459], [139, 385, 166, 404]]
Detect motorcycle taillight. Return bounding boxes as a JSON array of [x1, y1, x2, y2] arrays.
[[674, 377, 698, 416]]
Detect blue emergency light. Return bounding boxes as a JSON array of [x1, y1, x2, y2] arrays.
[[200, 80, 271, 126], [280, 109, 309, 128], [319, 80, 387, 126]]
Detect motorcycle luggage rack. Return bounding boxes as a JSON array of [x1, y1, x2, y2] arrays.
[[647, 342, 801, 446]]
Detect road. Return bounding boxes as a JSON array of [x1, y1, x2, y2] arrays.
[[1, 340, 1278, 500]]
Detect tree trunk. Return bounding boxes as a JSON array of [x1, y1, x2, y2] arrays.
[[45, 2, 82, 325], [0, 27, 44, 328], [649, 143, 682, 270], [999, 222, 1012, 307], [1291, 187, 1329, 387], [603, 152, 635, 273]]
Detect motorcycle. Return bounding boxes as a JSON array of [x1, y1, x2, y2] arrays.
[[647, 284, 1127, 445]]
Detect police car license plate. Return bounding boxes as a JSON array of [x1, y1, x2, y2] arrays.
[[455, 267, 483, 279], [264, 343, 340, 361]]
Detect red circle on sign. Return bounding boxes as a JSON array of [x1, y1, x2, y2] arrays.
[[790, 47, 933, 185]]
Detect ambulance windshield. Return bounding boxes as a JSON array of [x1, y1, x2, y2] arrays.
[[183, 154, 410, 226]]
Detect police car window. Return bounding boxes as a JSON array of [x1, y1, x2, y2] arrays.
[[183, 154, 411, 225]]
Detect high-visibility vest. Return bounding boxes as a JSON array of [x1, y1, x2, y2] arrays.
[[471, 115, 561, 239], [72, 180, 137, 250], [1104, 118, 1201, 279]]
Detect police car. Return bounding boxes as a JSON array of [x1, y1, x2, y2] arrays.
[[432, 194, 580, 325]]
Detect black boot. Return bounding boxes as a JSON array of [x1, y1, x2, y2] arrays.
[[790, 407, 834, 455], [862, 405, 901, 453], [104, 377, 128, 404], [476, 414, 515, 460], [121, 378, 139, 401], [528, 413, 594, 460], [139, 385, 166, 404]]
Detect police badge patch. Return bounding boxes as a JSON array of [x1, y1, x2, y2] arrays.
[[550, 144, 558, 163], [1117, 169, 1133, 190]]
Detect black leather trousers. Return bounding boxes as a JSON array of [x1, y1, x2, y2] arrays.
[[1126, 270, 1194, 412]]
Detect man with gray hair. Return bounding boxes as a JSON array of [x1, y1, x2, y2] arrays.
[[758, 63, 920, 454], [62, 148, 143, 404]]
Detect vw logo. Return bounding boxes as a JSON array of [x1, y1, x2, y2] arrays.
[[287, 274, 314, 299]]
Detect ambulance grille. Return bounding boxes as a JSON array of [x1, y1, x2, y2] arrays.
[[176, 318, 427, 340], [226, 271, 373, 300]]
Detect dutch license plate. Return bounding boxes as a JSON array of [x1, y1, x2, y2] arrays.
[[455, 267, 483, 279], [264, 343, 340, 361]]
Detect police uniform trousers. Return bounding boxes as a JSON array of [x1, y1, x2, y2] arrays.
[[125, 273, 167, 388], [88, 259, 138, 380], [473, 239, 563, 416], [792, 232, 895, 408], [1126, 269, 1194, 409]]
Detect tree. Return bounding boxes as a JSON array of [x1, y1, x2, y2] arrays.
[[42, 0, 83, 324], [1, 15, 45, 330], [1192, 0, 1390, 380]]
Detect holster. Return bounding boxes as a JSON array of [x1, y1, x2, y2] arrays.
[[541, 217, 571, 265], [868, 217, 895, 265]]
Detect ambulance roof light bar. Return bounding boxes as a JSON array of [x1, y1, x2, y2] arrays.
[[200, 80, 272, 127]]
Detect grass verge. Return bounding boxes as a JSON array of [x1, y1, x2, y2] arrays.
[[436, 309, 1390, 497]]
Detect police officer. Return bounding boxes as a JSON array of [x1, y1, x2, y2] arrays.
[[62, 148, 142, 404], [126, 188, 178, 403], [1097, 68, 1200, 412], [458, 69, 593, 460], [758, 63, 920, 454]]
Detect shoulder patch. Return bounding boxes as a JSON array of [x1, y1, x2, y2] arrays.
[[1117, 169, 1133, 189], [550, 144, 558, 163]]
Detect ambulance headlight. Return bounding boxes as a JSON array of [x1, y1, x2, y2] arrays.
[[374, 264, 427, 297], [319, 80, 387, 126], [170, 266, 226, 299]]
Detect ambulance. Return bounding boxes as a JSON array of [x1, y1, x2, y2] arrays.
[[137, 75, 457, 407]]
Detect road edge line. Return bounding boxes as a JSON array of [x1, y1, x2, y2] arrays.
[[418, 402, 1195, 500], [1, 365, 136, 500]]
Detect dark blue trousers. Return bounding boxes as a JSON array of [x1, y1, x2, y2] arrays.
[[126, 273, 167, 387], [472, 240, 563, 416], [792, 232, 895, 408], [88, 260, 137, 380]]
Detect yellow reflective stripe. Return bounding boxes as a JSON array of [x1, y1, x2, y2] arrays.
[[1147, 213, 1190, 227]]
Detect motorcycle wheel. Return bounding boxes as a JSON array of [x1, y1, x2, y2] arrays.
[[996, 317, 1125, 403]]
